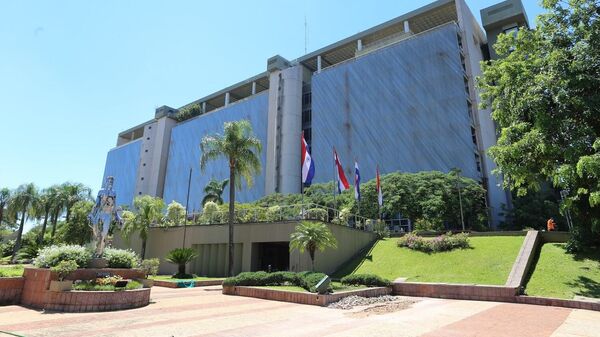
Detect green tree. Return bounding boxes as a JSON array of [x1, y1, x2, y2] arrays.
[[61, 182, 91, 223], [122, 195, 165, 259], [47, 185, 65, 239], [0, 188, 10, 226], [201, 178, 229, 206], [8, 183, 38, 262], [165, 200, 185, 226], [58, 200, 94, 245], [34, 188, 54, 244], [289, 221, 337, 271], [200, 120, 262, 276], [165, 248, 198, 277], [478, 0, 600, 248]]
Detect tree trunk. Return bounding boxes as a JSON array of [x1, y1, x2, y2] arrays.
[[0, 203, 4, 225], [38, 209, 49, 244], [228, 165, 235, 277], [178, 263, 186, 276], [11, 209, 26, 263], [51, 209, 58, 239], [141, 237, 147, 260], [309, 249, 315, 271]]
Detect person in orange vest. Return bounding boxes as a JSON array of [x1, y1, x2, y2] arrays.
[[547, 218, 556, 231]]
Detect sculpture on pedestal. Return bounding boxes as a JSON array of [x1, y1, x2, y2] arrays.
[[89, 176, 123, 257]]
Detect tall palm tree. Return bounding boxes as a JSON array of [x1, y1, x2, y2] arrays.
[[0, 188, 11, 226], [122, 195, 165, 259], [34, 189, 53, 244], [201, 178, 229, 206], [200, 120, 262, 276], [9, 183, 38, 262], [61, 182, 92, 223], [47, 185, 65, 239], [289, 221, 338, 271]]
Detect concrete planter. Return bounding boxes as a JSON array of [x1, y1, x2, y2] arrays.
[[49, 280, 73, 292], [137, 278, 154, 288]]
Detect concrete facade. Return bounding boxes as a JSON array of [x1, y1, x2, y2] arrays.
[[113, 221, 376, 276], [101, 0, 530, 227]]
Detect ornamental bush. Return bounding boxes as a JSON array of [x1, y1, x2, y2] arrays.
[[33, 245, 92, 268], [397, 232, 470, 253], [103, 248, 139, 268], [340, 274, 391, 287], [50, 260, 78, 281], [222, 271, 330, 293], [141, 258, 160, 277]]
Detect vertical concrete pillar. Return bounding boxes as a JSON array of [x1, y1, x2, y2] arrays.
[[251, 81, 256, 95], [224, 92, 230, 106], [357, 39, 363, 51], [242, 242, 252, 272], [201, 102, 206, 113], [404, 20, 410, 33], [317, 55, 322, 73]]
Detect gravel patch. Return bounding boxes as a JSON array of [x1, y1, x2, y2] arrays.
[[327, 295, 415, 310]]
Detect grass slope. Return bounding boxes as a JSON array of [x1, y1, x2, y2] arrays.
[[335, 236, 524, 285], [526, 243, 600, 299]]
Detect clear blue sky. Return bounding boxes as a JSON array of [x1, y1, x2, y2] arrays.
[[0, 0, 544, 194]]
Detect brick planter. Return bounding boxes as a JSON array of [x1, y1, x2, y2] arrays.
[[0, 277, 24, 305], [392, 281, 518, 302], [223, 285, 391, 306], [153, 279, 223, 288], [20, 267, 151, 312]]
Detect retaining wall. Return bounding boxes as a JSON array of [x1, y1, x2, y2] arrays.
[[0, 277, 24, 305], [392, 281, 518, 302]]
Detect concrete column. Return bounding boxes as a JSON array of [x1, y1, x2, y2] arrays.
[[242, 242, 252, 272], [357, 39, 363, 51], [251, 81, 256, 95], [404, 20, 410, 33], [201, 102, 206, 113], [317, 55, 322, 73], [224, 92, 230, 106]]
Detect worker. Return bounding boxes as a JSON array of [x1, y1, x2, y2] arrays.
[[547, 218, 556, 231]]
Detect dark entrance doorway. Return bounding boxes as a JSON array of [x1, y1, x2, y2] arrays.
[[255, 242, 289, 272]]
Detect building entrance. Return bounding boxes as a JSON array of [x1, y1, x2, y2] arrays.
[[254, 242, 289, 272]]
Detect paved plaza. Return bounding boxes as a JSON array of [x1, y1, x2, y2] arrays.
[[0, 286, 599, 337]]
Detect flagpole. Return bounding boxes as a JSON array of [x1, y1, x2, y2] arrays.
[[332, 147, 337, 219]]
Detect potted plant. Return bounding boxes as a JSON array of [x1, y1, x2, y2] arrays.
[[49, 260, 78, 292], [138, 258, 159, 288]]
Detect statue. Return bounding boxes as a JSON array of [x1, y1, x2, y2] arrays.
[[89, 176, 123, 257]]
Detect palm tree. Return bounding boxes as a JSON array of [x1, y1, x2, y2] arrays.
[[165, 248, 198, 277], [47, 185, 65, 239], [34, 189, 53, 244], [9, 183, 38, 262], [122, 195, 165, 259], [200, 120, 262, 277], [0, 188, 11, 226], [61, 182, 92, 223], [289, 221, 338, 271], [201, 178, 229, 206]]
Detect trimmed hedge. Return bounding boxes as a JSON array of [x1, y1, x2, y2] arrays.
[[103, 248, 139, 268], [33, 245, 92, 268], [340, 274, 391, 287], [223, 271, 330, 293], [397, 232, 470, 253]]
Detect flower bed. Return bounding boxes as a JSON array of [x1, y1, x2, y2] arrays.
[[397, 232, 470, 253]]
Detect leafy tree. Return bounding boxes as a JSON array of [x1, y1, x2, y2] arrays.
[[165, 248, 198, 278], [0, 188, 10, 226], [47, 185, 65, 239], [58, 200, 94, 245], [289, 221, 337, 271], [501, 187, 564, 230], [34, 189, 54, 244], [174, 103, 202, 122], [122, 195, 165, 259], [200, 120, 262, 276], [201, 178, 229, 206], [165, 200, 185, 226], [60, 182, 91, 223], [8, 183, 38, 262], [478, 0, 600, 248]]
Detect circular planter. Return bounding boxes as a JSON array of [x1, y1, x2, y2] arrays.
[[45, 288, 151, 312]]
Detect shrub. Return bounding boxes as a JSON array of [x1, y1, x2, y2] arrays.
[[222, 271, 330, 293], [305, 208, 327, 222], [340, 274, 391, 287], [73, 279, 142, 291], [141, 258, 160, 277], [50, 260, 78, 281], [103, 248, 139, 269], [397, 232, 470, 253], [166, 248, 198, 277], [373, 220, 390, 239], [33, 245, 92, 268], [265, 205, 282, 222]]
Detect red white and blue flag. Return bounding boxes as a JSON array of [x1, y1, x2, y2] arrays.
[[301, 132, 315, 186], [354, 161, 361, 201], [334, 149, 350, 193]]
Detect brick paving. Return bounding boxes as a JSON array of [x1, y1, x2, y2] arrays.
[[0, 286, 599, 337]]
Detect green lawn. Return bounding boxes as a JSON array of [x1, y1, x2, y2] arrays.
[[334, 236, 524, 285], [261, 282, 366, 293], [525, 243, 600, 299], [0, 265, 24, 277], [150, 275, 223, 282]]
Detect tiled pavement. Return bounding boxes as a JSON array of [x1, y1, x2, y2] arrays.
[[0, 286, 599, 337]]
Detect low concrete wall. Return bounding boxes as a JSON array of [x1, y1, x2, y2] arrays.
[[153, 279, 223, 288], [505, 230, 540, 288], [0, 277, 24, 305], [114, 221, 377, 276], [44, 288, 150, 312], [223, 285, 391, 306], [392, 281, 518, 302], [540, 231, 569, 243]]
